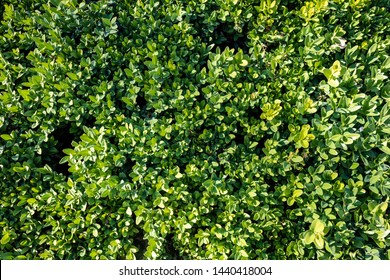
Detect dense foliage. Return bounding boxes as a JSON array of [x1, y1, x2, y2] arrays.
[[0, 0, 389, 260]]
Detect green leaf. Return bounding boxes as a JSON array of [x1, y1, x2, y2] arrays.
[[63, 148, 74, 155], [330, 60, 341, 77], [292, 156, 303, 163], [27, 198, 37, 205], [1, 134, 12, 141], [237, 238, 248, 247], [229, 71, 237, 78], [328, 79, 339, 87], [323, 69, 332, 80], [367, 43, 377, 56], [382, 57, 390, 70], [331, 134, 343, 142], [239, 249, 249, 258], [379, 145, 390, 155], [311, 219, 325, 233], [239, 59, 248, 67], [154, 197, 167, 209], [135, 216, 143, 225], [80, 134, 92, 143], [1, 233, 10, 245], [314, 234, 324, 249], [59, 156, 69, 164], [379, 201, 388, 213], [147, 40, 155, 52], [293, 189, 303, 197], [343, 133, 360, 141], [348, 105, 361, 112], [287, 197, 295, 206], [183, 223, 192, 229], [303, 231, 315, 245], [124, 68, 133, 78], [249, 142, 258, 149], [18, 89, 31, 101], [102, 17, 111, 27], [248, 190, 256, 198], [316, 165, 325, 174], [126, 207, 132, 216], [66, 72, 79, 81], [350, 162, 359, 169]]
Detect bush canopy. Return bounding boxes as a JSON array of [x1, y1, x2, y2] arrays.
[[0, 0, 389, 260]]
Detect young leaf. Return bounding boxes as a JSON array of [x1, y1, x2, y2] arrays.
[[66, 72, 79, 81], [1, 234, 10, 245], [311, 219, 325, 233], [303, 231, 315, 245], [314, 234, 324, 249]]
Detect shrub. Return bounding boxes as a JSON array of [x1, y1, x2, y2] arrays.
[[0, 0, 389, 260]]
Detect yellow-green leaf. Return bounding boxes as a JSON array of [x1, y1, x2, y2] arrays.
[[303, 231, 315, 244], [311, 219, 325, 233], [314, 234, 324, 249], [66, 72, 79, 81], [1, 233, 10, 245], [1, 134, 12, 141], [240, 60, 248, 67]]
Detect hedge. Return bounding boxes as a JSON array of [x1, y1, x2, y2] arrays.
[[0, 0, 389, 260]]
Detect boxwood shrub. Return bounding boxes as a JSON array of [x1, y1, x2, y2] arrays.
[[0, 0, 389, 260]]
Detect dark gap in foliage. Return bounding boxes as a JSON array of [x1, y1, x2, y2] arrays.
[[83, 114, 97, 129], [246, 105, 263, 119], [322, 13, 331, 23], [165, 234, 183, 259], [133, 229, 148, 260], [233, 122, 245, 145], [102, 68, 114, 82], [178, 164, 186, 175], [118, 158, 135, 179], [189, 10, 249, 53], [123, 158, 136, 174], [264, 175, 276, 193], [63, 33, 81, 47], [136, 94, 147, 110], [280, 85, 288, 95], [108, 135, 117, 146], [310, 74, 324, 86], [207, 207, 221, 225], [158, 107, 174, 119], [282, 0, 305, 11], [46, 122, 77, 176], [303, 152, 315, 169], [339, 165, 351, 181], [264, 41, 279, 53], [116, 22, 126, 36], [366, 147, 384, 162], [0, 116, 17, 134], [210, 21, 250, 53]]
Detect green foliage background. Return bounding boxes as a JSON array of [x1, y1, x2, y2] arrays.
[[0, 0, 389, 259]]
